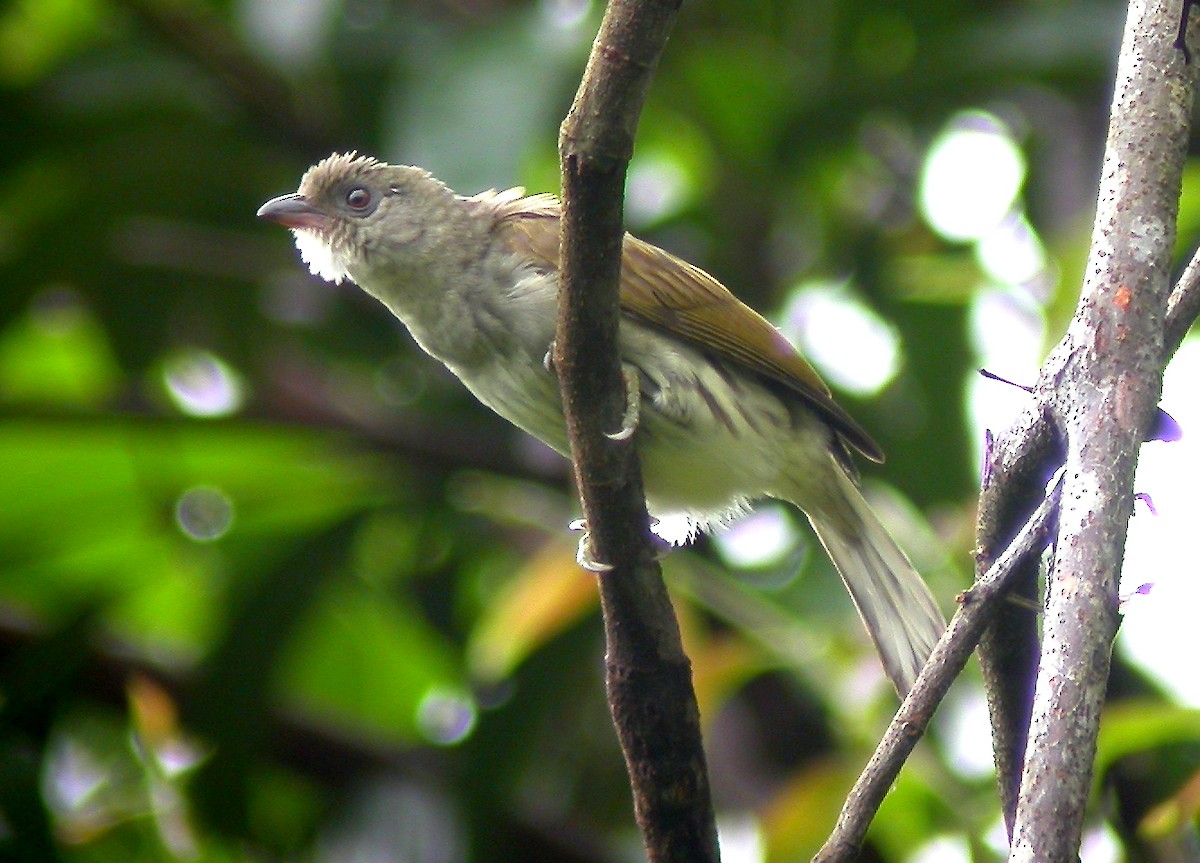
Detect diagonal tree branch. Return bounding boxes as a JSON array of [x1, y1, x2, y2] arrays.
[[555, 1, 719, 861], [1165, 242, 1200, 356], [813, 468, 1064, 863]]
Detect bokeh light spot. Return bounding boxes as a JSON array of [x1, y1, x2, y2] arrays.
[[175, 486, 235, 543], [781, 282, 901, 396], [976, 212, 1048, 288], [713, 505, 794, 569], [416, 687, 477, 746], [626, 154, 693, 225], [162, 348, 245, 417], [920, 112, 1025, 242]]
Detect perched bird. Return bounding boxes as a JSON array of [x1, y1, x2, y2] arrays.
[[258, 152, 945, 695]]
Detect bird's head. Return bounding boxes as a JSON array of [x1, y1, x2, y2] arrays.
[[257, 152, 462, 285]]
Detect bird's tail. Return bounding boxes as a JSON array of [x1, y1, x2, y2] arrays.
[[801, 467, 946, 697]]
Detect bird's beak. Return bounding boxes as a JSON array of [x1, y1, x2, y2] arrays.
[[257, 193, 329, 231]]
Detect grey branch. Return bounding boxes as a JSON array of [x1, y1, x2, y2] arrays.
[[1166, 242, 1200, 357], [1008, 0, 1196, 857], [976, 0, 1200, 842]]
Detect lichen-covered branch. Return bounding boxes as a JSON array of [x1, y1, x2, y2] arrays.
[[975, 2, 1200, 843], [1007, 1, 1196, 856]]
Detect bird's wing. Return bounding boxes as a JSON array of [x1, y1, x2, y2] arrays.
[[479, 191, 884, 464]]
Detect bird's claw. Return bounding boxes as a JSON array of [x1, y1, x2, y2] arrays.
[[605, 366, 641, 441], [569, 519, 613, 572], [569, 517, 673, 571]]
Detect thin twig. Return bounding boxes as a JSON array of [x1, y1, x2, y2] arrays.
[[555, 1, 718, 861], [1165, 242, 1200, 356], [813, 469, 1064, 863]]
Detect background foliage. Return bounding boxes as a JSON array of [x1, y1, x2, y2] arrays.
[[1, 0, 1198, 860]]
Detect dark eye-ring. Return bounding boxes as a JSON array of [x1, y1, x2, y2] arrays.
[[346, 187, 372, 210]]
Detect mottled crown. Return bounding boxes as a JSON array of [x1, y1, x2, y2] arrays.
[[300, 152, 385, 198]]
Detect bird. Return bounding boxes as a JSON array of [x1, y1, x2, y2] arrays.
[[258, 152, 946, 696]]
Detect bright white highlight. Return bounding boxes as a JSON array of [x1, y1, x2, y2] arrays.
[[162, 348, 244, 417], [936, 686, 996, 779], [909, 833, 971, 863], [175, 486, 235, 543], [416, 687, 477, 746], [966, 288, 1046, 466], [712, 505, 794, 569], [1079, 824, 1123, 863], [1119, 338, 1200, 705], [539, 0, 592, 31], [781, 282, 901, 397], [238, 0, 335, 68], [920, 113, 1025, 242], [626, 154, 693, 226], [976, 212, 1047, 287], [716, 813, 765, 863]]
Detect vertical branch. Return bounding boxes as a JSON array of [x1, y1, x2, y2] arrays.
[[1006, 0, 1197, 859], [555, 1, 720, 861]]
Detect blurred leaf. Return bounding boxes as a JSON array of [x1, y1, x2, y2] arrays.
[[0, 0, 104, 85], [1096, 700, 1200, 783], [0, 418, 386, 651], [679, 620, 766, 724], [675, 33, 804, 163], [1173, 161, 1200, 260], [0, 292, 120, 408], [871, 755, 963, 860], [761, 757, 856, 862], [278, 577, 464, 743], [1139, 768, 1200, 840], [387, 8, 588, 191], [890, 252, 983, 304], [189, 518, 362, 837], [467, 538, 594, 682]]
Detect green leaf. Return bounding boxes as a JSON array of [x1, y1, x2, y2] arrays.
[[0, 418, 388, 652], [0, 295, 121, 408], [277, 579, 464, 743], [1096, 700, 1200, 781]]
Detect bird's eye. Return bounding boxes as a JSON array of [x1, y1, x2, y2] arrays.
[[346, 187, 372, 210]]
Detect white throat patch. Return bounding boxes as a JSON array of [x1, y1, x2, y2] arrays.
[[293, 228, 349, 284]]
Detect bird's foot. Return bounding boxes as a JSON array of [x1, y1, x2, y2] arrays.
[[568, 517, 673, 571], [605, 366, 641, 441], [568, 518, 613, 572]]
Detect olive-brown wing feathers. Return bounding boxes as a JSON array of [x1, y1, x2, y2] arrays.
[[479, 191, 884, 464]]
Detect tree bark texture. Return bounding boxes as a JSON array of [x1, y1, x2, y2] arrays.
[[555, 1, 721, 861], [995, 1, 1199, 858]]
